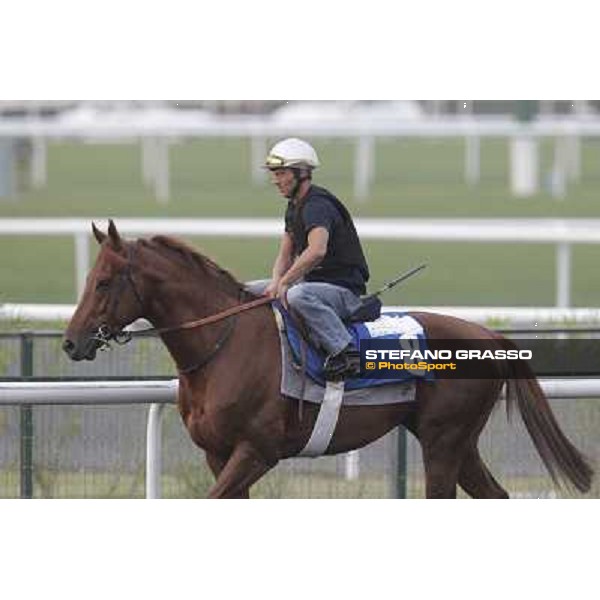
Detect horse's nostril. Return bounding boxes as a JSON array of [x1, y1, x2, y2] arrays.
[[62, 339, 75, 354]]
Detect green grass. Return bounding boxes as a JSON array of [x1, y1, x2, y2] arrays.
[[1, 137, 600, 305], [2, 466, 594, 499], [0, 464, 389, 499]]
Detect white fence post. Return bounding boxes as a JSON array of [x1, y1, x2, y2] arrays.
[[250, 136, 267, 185], [155, 138, 170, 205], [549, 136, 568, 199], [510, 135, 539, 197], [344, 450, 360, 480], [31, 137, 47, 189], [141, 137, 170, 204], [146, 403, 167, 499], [556, 242, 571, 308], [141, 137, 156, 187], [566, 135, 581, 182], [74, 232, 89, 299], [354, 135, 374, 202]]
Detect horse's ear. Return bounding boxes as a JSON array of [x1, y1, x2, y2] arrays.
[[107, 219, 123, 251], [92, 222, 107, 245]]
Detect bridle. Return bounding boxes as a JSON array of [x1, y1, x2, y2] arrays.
[[92, 244, 144, 349], [92, 243, 273, 373]]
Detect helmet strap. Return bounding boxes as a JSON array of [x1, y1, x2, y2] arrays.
[[290, 168, 311, 200]]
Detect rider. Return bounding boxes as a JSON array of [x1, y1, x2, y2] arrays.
[[247, 138, 371, 380]]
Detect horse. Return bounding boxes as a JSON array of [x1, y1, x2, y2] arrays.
[[63, 220, 594, 498]]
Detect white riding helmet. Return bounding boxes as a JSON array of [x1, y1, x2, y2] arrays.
[[263, 138, 320, 170]]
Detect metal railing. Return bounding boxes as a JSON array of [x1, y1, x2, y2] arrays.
[[1, 377, 598, 499], [1, 330, 598, 499], [0, 378, 176, 498]]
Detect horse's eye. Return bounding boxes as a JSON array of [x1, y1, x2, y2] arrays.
[[96, 279, 111, 292]]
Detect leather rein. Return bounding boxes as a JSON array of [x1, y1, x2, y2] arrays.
[[93, 245, 273, 374], [138, 295, 274, 337]]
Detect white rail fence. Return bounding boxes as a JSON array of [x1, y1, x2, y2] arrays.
[[0, 379, 175, 499], [0, 115, 598, 201], [3, 302, 600, 328], [2, 218, 600, 307], [1, 378, 599, 498]]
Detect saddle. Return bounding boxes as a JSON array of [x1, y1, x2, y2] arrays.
[[349, 295, 383, 323], [274, 301, 432, 391]]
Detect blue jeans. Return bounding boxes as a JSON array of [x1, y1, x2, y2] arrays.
[[246, 279, 362, 356]]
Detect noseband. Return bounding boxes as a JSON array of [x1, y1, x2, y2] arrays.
[[93, 323, 135, 349]]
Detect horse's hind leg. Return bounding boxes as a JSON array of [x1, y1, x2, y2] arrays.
[[420, 433, 463, 498], [403, 414, 461, 498], [458, 447, 509, 499], [416, 378, 502, 499]]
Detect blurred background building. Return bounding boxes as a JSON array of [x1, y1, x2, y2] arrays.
[[1, 99, 598, 118]]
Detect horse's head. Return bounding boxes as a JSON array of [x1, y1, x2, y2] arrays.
[[63, 220, 147, 361]]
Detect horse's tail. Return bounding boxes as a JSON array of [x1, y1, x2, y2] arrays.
[[502, 341, 594, 494]]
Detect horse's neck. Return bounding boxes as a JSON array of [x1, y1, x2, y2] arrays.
[[151, 279, 236, 326], [144, 270, 241, 371]]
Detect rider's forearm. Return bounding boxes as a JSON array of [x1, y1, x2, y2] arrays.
[[270, 232, 294, 283], [280, 247, 324, 286], [271, 254, 292, 282]]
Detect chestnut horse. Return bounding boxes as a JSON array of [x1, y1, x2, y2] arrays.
[[63, 221, 593, 498]]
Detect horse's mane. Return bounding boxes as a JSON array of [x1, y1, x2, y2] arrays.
[[141, 235, 250, 298]]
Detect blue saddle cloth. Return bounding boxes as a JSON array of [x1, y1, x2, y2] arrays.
[[275, 303, 432, 390]]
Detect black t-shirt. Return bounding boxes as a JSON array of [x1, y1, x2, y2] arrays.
[[284, 185, 369, 295]]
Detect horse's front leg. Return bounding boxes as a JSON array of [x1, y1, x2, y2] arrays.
[[207, 442, 276, 499], [204, 451, 248, 499]]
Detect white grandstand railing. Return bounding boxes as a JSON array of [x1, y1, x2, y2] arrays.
[[1, 217, 600, 307], [0, 378, 598, 499]]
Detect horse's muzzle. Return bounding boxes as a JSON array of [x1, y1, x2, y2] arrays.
[[62, 336, 99, 361]]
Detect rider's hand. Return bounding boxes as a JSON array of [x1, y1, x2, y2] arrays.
[[276, 281, 290, 309], [264, 280, 279, 298]]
